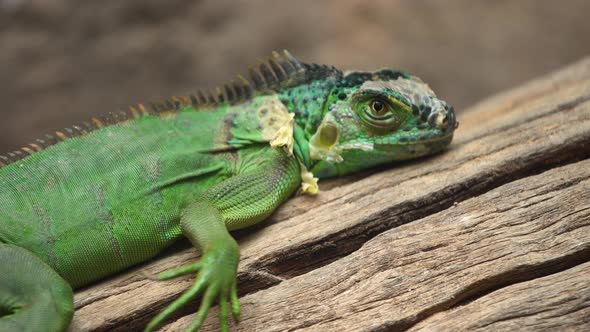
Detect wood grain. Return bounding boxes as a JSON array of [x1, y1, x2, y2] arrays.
[[70, 56, 590, 331], [164, 157, 590, 331], [409, 262, 590, 331]]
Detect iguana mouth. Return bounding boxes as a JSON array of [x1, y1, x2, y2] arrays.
[[397, 133, 453, 145], [374, 133, 454, 151]]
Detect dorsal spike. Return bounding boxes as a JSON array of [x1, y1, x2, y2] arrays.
[[268, 56, 287, 82], [258, 60, 278, 86], [237, 74, 251, 87], [0, 155, 8, 166], [189, 94, 199, 105], [109, 112, 118, 124], [157, 102, 168, 112], [283, 49, 304, 71], [36, 139, 47, 148], [83, 121, 95, 131], [273, 50, 296, 75], [73, 125, 86, 135], [129, 105, 141, 119], [21, 147, 34, 155], [216, 87, 226, 103], [100, 113, 113, 126], [237, 74, 253, 99], [172, 99, 180, 110], [231, 80, 244, 100], [138, 104, 149, 116], [11, 151, 24, 162], [92, 117, 104, 128], [164, 100, 174, 110], [29, 143, 43, 152], [113, 111, 124, 122], [118, 111, 128, 121], [147, 102, 157, 113], [158, 101, 167, 111], [249, 66, 266, 89], [206, 90, 217, 104], [224, 83, 236, 103], [45, 134, 58, 145], [198, 90, 209, 104], [55, 131, 67, 141], [171, 96, 182, 109], [180, 96, 189, 105]]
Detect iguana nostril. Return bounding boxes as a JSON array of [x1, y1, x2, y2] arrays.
[[438, 114, 449, 130], [427, 113, 438, 128]]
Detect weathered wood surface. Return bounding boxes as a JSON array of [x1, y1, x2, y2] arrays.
[[165, 158, 590, 332], [409, 261, 590, 331], [71, 56, 590, 332]]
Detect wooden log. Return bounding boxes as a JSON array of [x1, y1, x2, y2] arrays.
[[164, 158, 590, 331], [70, 56, 590, 331], [409, 262, 590, 331]]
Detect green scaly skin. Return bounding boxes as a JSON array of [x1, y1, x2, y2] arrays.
[[0, 51, 457, 331]]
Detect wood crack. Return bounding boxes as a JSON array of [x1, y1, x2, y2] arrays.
[[404, 245, 590, 332]]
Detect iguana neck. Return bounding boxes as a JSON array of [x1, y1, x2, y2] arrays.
[[278, 80, 335, 138], [277, 80, 335, 172]]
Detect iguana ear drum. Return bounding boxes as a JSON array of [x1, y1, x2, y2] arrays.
[[316, 122, 339, 148]]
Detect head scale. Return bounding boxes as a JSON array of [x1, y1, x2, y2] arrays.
[[309, 69, 457, 178]]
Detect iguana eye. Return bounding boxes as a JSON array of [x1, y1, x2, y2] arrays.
[[357, 98, 398, 129], [367, 99, 393, 121], [352, 92, 409, 131], [370, 100, 387, 116]]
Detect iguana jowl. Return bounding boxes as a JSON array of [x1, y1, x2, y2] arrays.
[[0, 50, 457, 332]]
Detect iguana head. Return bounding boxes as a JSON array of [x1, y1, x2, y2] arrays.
[[309, 69, 457, 178]]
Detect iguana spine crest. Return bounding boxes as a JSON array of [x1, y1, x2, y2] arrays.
[[0, 50, 342, 168]]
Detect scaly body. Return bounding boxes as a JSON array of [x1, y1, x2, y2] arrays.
[[0, 51, 456, 331]]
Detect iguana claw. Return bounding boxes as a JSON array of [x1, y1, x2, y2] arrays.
[[145, 246, 240, 332]]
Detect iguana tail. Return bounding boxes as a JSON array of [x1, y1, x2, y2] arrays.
[[0, 243, 73, 332]]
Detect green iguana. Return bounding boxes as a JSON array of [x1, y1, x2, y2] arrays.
[[0, 50, 457, 332]]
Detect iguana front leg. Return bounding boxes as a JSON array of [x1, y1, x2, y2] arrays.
[[146, 148, 301, 332]]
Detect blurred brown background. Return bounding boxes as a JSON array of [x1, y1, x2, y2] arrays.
[[1, 0, 589, 153]]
